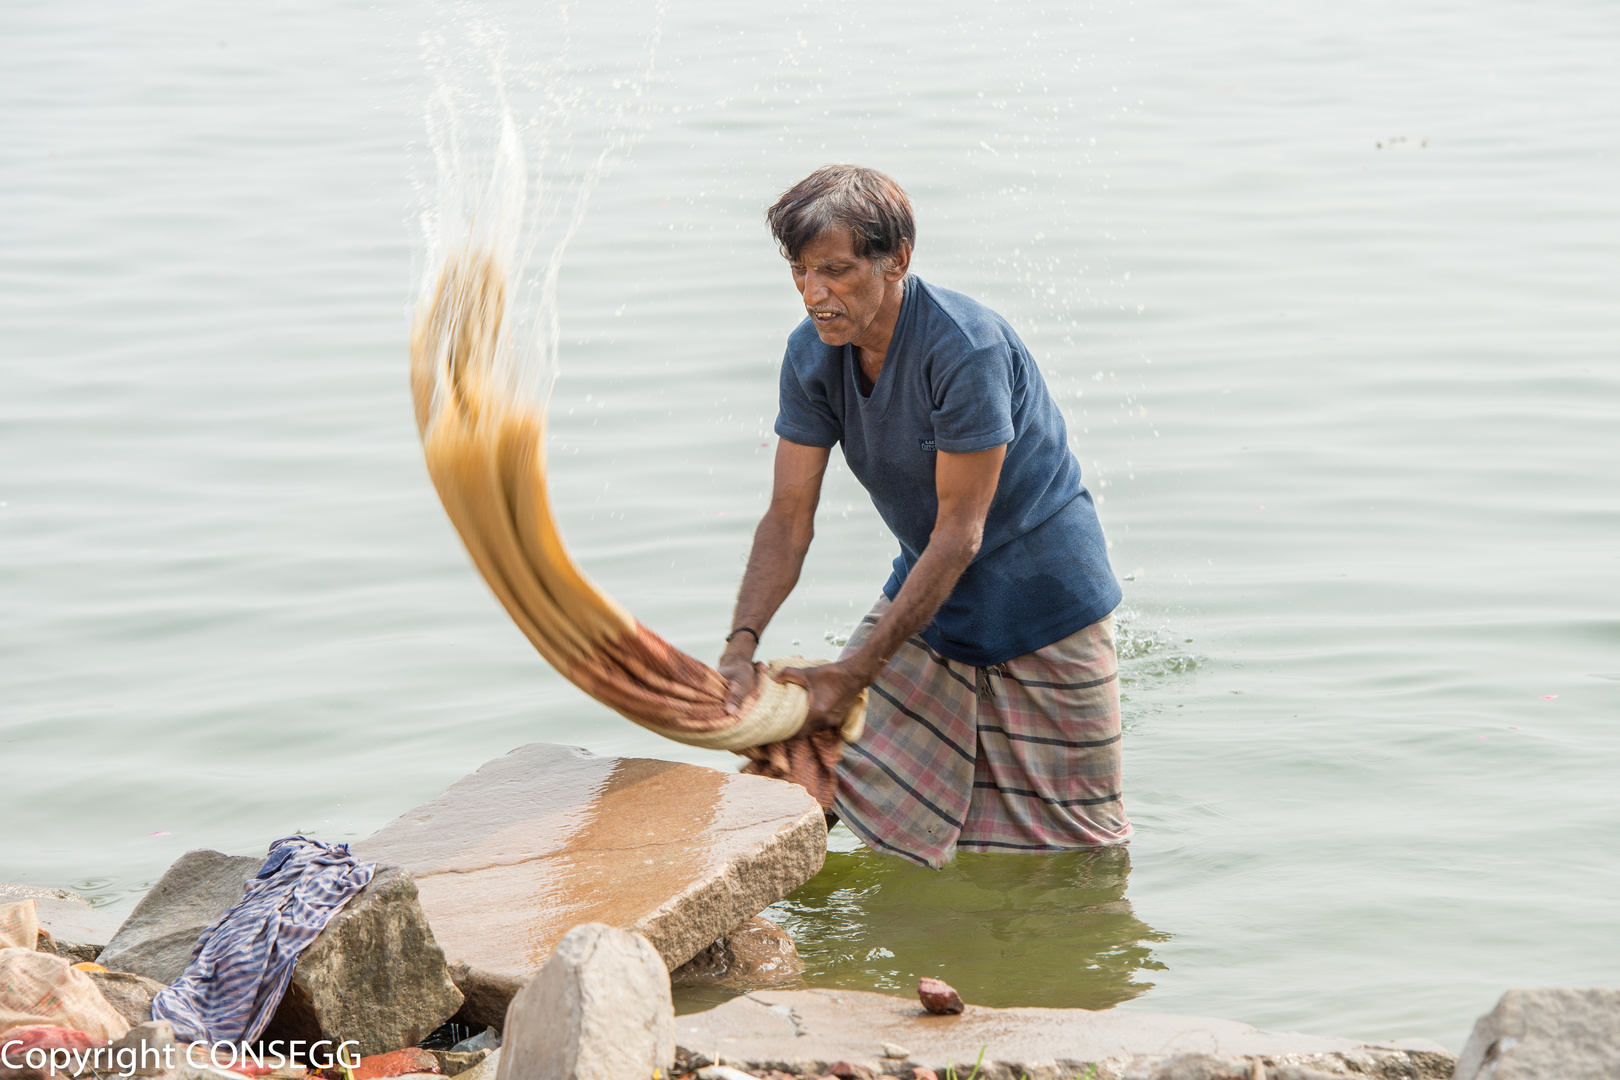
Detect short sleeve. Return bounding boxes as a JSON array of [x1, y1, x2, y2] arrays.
[[929, 342, 1016, 453], [774, 350, 842, 448]]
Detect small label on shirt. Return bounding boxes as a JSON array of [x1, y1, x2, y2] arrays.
[[918, 438, 936, 452]]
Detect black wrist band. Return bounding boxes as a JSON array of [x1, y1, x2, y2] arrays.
[[725, 626, 760, 644]]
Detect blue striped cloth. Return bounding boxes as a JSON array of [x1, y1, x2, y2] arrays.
[[151, 836, 375, 1045]]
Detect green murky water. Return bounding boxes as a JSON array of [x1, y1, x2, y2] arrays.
[[771, 844, 1168, 1011]]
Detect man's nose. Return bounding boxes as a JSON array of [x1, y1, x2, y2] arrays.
[[800, 271, 830, 305]]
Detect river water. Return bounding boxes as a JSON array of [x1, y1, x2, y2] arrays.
[[3, 0, 1617, 1051]]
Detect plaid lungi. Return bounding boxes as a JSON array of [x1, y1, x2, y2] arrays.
[[832, 597, 1132, 868]]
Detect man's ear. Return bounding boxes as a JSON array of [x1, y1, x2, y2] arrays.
[[884, 239, 913, 282]]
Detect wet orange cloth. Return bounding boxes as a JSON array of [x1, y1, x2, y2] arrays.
[[409, 249, 859, 807]]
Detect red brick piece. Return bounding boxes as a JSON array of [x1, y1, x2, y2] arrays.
[[350, 1048, 441, 1080], [916, 976, 965, 1015]]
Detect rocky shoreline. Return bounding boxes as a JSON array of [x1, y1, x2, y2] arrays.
[[6, 745, 1616, 1080]]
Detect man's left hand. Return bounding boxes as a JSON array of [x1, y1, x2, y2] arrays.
[[774, 659, 871, 737]]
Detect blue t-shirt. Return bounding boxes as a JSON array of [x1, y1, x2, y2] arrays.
[[774, 275, 1121, 666]]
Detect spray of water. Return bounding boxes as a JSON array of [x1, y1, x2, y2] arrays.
[[412, 7, 664, 419]]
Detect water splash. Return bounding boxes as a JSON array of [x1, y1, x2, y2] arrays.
[[413, 4, 664, 414], [1116, 611, 1201, 684]]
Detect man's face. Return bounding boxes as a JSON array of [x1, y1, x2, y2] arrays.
[[790, 230, 893, 347]]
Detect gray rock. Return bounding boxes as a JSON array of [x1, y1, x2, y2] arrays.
[[87, 969, 169, 1026], [1453, 987, 1620, 1080], [356, 744, 826, 1029], [1119, 1056, 1347, 1080], [429, 1049, 490, 1077], [672, 916, 802, 990], [93, 850, 462, 1057], [453, 1048, 501, 1080], [106, 1021, 177, 1076], [446, 964, 525, 1035], [260, 866, 465, 1057], [96, 852, 263, 983], [176, 1062, 260, 1080], [36, 933, 103, 965], [495, 923, 674, 1080], [694, 1068, 757, 1080], [1120, 1054, 1235, 1080], [1267, 1067, 1355, 1080]]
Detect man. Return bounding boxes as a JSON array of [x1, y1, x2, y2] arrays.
[[717, 164, 1130, 868]]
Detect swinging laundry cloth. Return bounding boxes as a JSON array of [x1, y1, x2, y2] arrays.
[[409, 250, 862, 807], [832, 597, 1133, 868], [150, 837, 374, 1045]]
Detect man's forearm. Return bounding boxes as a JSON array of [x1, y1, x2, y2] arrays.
[[722, 509, 813, 662], [775, 444, 1001, 733], [844, 524, 979, 681]]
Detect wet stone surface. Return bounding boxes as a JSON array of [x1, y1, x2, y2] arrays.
[[354, 743, 827, 1029], [672, 916, 803, 991]]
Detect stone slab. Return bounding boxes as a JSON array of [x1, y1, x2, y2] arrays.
[[674, 988, 1453, 1080], [355, 743, 827, 1030]]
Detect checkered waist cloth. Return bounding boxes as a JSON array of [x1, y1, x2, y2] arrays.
[[831, 597, 1132, 868]]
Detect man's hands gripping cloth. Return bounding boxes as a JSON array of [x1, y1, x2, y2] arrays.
[[723, 442, 1005, 810]]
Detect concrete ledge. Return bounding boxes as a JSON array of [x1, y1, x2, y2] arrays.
[[675, 988, 1454, 1080]]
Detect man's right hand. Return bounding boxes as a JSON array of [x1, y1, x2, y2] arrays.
[[718, 649, 759, 712]]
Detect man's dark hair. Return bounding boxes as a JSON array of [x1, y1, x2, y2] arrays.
[[766, 164, 916, 267]]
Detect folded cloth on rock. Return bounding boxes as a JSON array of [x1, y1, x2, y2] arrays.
[[150, 837, 374, 1045], [0, 903, 39, 953], [409, 249, 863, 807], [0, 948, 130, 1040]]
